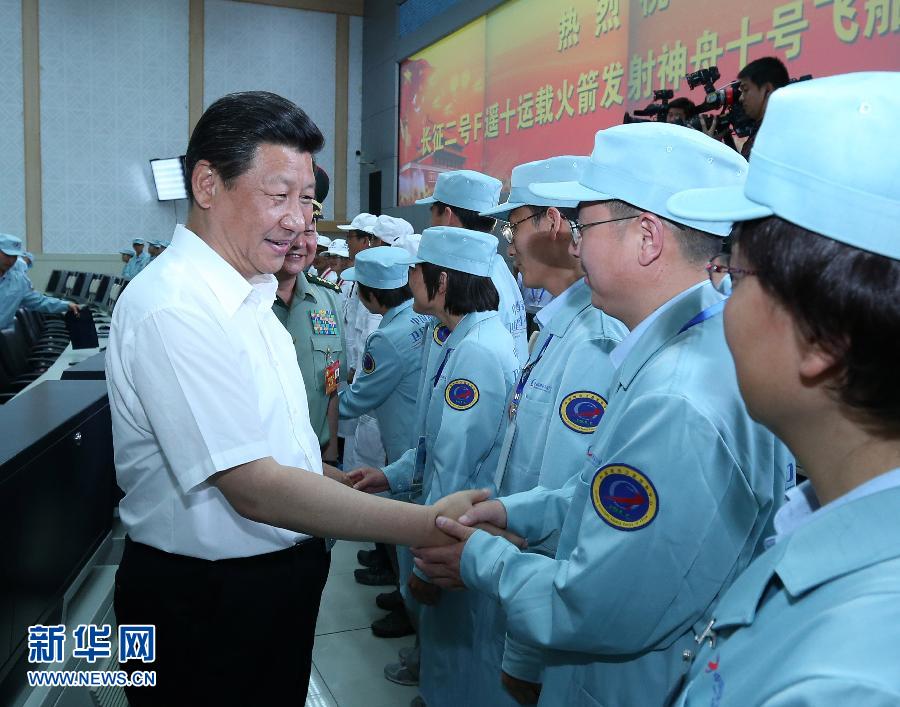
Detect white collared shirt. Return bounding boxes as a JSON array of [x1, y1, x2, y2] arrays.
[[609, 281, 706, 370], [534, 279, 578, 330], [769, 467, 900, 545], [106, 224, 323, 560]]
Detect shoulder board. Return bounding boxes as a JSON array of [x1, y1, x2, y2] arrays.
[[305, 272, 342, 292]]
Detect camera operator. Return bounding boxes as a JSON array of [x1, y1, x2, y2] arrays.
[[665, 97, 696, 124], [737, 56, 789, 157]]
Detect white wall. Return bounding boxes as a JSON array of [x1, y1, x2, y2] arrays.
[[39, 0, 190, 254], [0, 0, 26, 240], [204, 0, 338, 218]]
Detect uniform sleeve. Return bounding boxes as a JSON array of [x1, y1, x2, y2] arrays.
[[125, 307, 270, 493], [759, 679, 900, 707], [20, 280, 69, 315], [382, 446, 417, 494], [501, 634, 546, 684], [502, 481, 578, 543], [462, 393, 757, 657], [339, 331, 403, 419]]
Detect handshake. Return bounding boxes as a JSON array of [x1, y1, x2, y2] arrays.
[[344, 466, 524, 591]]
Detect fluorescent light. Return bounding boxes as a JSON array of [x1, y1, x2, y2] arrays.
[[150, 157, 188, 201]]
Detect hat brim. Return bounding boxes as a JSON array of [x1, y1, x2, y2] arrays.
[[479, 201, 526, 220], [1, 247, 25, 257], [341, 267, 357, 281], [415, 196, 437, 205], [667, 186, 774, 223], [529, 181, 613, 203]]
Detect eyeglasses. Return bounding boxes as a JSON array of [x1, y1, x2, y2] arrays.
[[567, 215, 638, 245], [501, 212, 540, 244], [706, 253, 757, 295]]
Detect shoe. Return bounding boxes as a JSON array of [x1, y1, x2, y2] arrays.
[[384, 661, 419, 686], [354, 567, 397, 586], [376, 589, 404, 611], [398, 644, 416, 667], [357, 548, 389, 569], [371, 608, 415, 638]]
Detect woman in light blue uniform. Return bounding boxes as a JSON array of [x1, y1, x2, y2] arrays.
[[471, 157, 628, 705], [338, 246, 432, 464], [350, 226, 519, 707], [666, 72, 900, 706], [414, 125, 794, 707]]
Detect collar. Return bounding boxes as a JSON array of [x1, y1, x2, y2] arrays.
[[381, 299, 414, 327], [609, 281, 714, 380], [535, 278, 583, 332], [171, 225, 277, 317], [444, 310, 498, 348], [713, 478, 900, 630]]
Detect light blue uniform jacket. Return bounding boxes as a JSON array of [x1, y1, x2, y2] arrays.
[[0, 268, 68, 329], [674, 482, 900, 706], [338, 300, 431, 464], [409, 310, 519, 707], [471, 280, 627, 701], [460, 283, 793, 707], [490, 254, 529, 365]]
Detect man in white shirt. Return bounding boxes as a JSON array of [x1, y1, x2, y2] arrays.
[[106, 91, 495, 706]]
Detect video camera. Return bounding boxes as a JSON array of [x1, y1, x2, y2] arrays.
[[623, 89, 674, 124], [684, 66, 755, 138]]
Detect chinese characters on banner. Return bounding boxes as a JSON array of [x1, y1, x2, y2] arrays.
[[398, 0, 900, 204]]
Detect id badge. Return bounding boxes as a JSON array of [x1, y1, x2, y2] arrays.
[[325, 359, 340, 395]]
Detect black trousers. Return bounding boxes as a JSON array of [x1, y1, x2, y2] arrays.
[[115, 536, 330, 707]]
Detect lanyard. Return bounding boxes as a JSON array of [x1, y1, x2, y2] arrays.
[[677, 299, 726, 335], [432, 347, 455, 387], [508, 334, 554, 419]]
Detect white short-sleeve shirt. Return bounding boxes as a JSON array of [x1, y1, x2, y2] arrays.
[[106, 225, 323, 560]]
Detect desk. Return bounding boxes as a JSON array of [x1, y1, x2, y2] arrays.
[[16, 336, 107, 397]]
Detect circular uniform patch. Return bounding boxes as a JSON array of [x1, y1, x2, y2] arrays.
[[590, 464, 658, 531], [433, 325, 451, 346], [559, 391, 607, 433], [445, 379, 479, 410], [362, 351, 376, 374]]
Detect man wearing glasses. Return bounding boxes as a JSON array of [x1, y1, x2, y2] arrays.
[[469, 156, 627, 706], [413, 123, 793, 706]]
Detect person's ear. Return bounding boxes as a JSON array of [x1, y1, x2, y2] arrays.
[[191, 161, 216, 210], [438, 271, 449, 296], [635, 212, 666, 267], [545, 207, 563, 241]]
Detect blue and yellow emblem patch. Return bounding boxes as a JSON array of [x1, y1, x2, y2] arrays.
[[433, 325, 451, 346], [559, 391, 607, 433], [590, 464, 658, 531], [362, 351, 376, 374], [445, 379, 479, 410]]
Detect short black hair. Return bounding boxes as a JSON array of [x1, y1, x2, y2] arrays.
[[420, 262, 499, 316], [604, 199, 722, 265], [184, 91, 325, 201], [433, 201, 496, 233], [738, 57, 790, 90], [736, 216, 900, 433], [668, 97, 696, 118], [358, 283, 413, 310], [525, 205, 578, 223]]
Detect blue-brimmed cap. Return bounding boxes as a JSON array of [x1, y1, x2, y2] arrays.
[[0, 233, 26, 257], [667, 72, 900, 261], [149, 240, 162, 247], [132, 238, 145, 245], [397, 226, 497, 277], [415, 170, 502, 214], [342, 246, 411, 289], [531, 123, 748, 237], [480, 157, 585, 221], [118, 247, 135, 256]]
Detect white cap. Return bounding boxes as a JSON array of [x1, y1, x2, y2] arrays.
[[325, 238, 350, 258], [337, 213, 377, 234], [372, 214, 415, 244]]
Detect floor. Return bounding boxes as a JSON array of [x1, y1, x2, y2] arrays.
[[307, 541, 418, 707]]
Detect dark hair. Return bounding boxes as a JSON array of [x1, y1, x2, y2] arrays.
[[433, 201, 496, 233], [184, 91, 325, 201], [605, 199, 722, 265], [738, 57, 789, 90], [668, 97, 696, 118], [358, 283, 413, 310], [420, 262, 499, 316], [736, 217, 900, 432], [525, 205, 579, 224]]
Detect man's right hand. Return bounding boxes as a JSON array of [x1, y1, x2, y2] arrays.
[[346, 466, 389, 493], [502, 671, 542, 705]]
